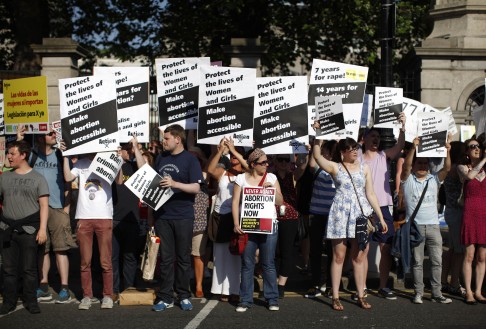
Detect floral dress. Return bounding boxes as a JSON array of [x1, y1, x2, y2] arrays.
[[326, 163, 372, 239]]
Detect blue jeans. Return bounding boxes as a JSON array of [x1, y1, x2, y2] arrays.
[[154, 218, 193, 303], [240, 230, 278, 306], [412, 224, 443, 297]]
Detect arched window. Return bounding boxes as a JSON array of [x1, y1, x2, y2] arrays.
[[465, 85, 485, 124]]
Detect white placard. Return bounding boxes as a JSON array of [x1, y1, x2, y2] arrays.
[[472, 105, 485, 138], [394, 97, 430, 142], [156, 57, 210, 130], [94, 67, 150, 143], [0, 94, 4, 135], [315, 95, 346, 140], [197, 66, 256, 146], [417, 112, 448, 158], [460, 125, 476, 142], [240, 186, 275, 234], [308, 59, 368, 141], [59, 76, 119, 156], [125, 163, 174, 211], [253, 76, 308, 154], [373, 87, 403, 128], [87, 152, 123, 185]]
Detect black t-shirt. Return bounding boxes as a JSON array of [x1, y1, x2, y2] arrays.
[[113, 161, 140, 223]]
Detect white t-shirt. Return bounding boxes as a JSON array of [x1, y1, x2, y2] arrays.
[[214, 172, 235, 215], [234, 172, 278, 220], [71, 157, 113, 219]]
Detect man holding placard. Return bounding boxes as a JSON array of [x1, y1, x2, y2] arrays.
[[149, 124, 204, 312]]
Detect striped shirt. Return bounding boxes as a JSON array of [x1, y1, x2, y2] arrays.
[[309, 166, 336, 215]]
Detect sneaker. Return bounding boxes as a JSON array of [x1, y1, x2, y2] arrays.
[[101, 296, 113, 309], [26, 303, 41, 314], [378, 288, 397, 300], [78, 297, 92, 310], [432, 295, 452, 304], [36, 289, 53, 302], [413, 294, 423, 304], [304, 286, 322, 299], [90, 297, 100, 304], [0, 304, 16, 315], [236, 304, 249, 312], [180, 299, 193, 311], [268, 304, 279, 311], [55, 289, 72, 304], [152, 300, 174, 312]]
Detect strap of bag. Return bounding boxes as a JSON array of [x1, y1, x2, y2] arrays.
[[408, 179, 429, 224], [341, 162, 367, 216], [258, 172, 267, 187]]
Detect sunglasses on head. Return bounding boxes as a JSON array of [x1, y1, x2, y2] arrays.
[[254, 160, 269, 166], [276, 157, 290, 163], [468, 144, 481, 150], [45, 132, 56, 137]]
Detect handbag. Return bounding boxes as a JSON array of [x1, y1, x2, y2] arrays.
[[208, 211, 234, 243], [229, 172, 267, 255], [140, 227, 160, 281]]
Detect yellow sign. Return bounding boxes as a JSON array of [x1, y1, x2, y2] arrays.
[[3, 76, 49, 134], [345, 69, 367, 81]]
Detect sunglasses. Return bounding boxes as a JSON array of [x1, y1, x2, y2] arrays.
[[276, 158, 290, 163], [45, 132, 56, 137], [254, 160, 269, 166], [346, 146, 360, 152], [468, 144, 481, 150]]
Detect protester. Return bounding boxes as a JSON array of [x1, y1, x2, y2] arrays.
[[16, 126, 77, 304], [311, 122, 387, 311], [112, 137, 146, 303], [232, 148, 283, 312], [207, 137, 248, 302], [359, 114, 406, 301], [458, 138, 486, 305], [0, 140, 49, 315], [304, 140, 336, 299], [400, 136, 452, 305], [441, 141, 466, 297], [149, 124, 204, 312], [62, 149, 123, 310]]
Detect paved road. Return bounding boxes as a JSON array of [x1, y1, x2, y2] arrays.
[[1, 289, 485, 329]]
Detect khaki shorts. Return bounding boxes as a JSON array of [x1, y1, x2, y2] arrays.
[[191, 232, 208, 257], [44, 208, 77, 252]]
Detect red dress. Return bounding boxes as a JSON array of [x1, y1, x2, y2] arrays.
[[461, 176, 486, 244]]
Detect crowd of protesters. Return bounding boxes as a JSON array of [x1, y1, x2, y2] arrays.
[[0, 121, 485, 316]]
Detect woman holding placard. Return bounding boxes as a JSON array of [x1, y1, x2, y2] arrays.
[[458, 138, 486, 305], [311, 122, 387, 311], [232, 148, 283, 312]]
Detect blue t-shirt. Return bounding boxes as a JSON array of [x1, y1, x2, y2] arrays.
[[153, 150, 204, 220], [29, 148, 64, 209], [402, 173, 441, 225], [309, 167, 335, 215]]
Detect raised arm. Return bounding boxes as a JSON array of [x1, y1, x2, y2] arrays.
[[437, 134, 452, 182], [312, 136, 338, 176], [225, 137, 249, 172], [458, 151, 486, 181], [130, 135, 146, 169], [384, 112, 406, 161], [400, 137, 419, 182], [206, 138, 227, 180], [293, 152, 309, 182]]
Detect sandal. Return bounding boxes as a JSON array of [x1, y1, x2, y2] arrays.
[[332, 298, 344, 311], [357, 297, 371, 309]]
